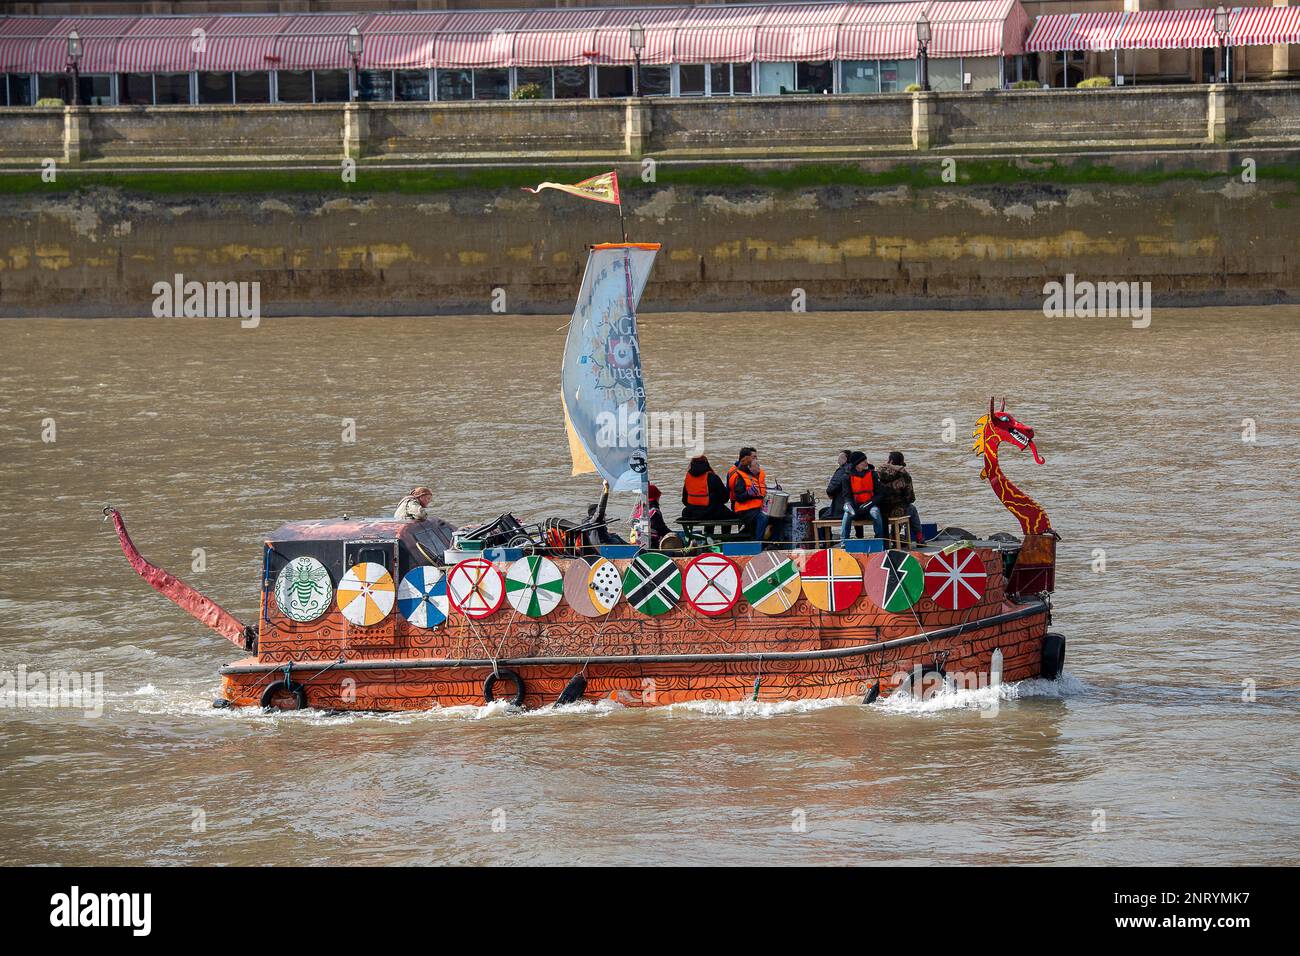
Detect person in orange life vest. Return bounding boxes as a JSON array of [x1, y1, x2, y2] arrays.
[[681, 455, 733, 521], [728, 446, 770, 542], [840, 451, 884, 541], [630, 483, 671, 548]]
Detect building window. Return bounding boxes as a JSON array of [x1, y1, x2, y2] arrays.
[[155, 73, 191, 105], [554, 65, 589, 99], [6, 74, 32, 105], [515, 67, 553, 98], [234, 71, 271, 104], [796, 61, 833, 93], [395, 69, 430, 101], [733, 62, 753, 94], [678, 64, 705, 96], [878, 59, 917, 92], [474, 69, 509, 100], [840, 60, 880, 93], [119, 73, 153, 105], [927, 58, 962, 92], [758, 61, 793, 94], [596, 66, 632, 97], [358, 69, 393, 101], [640, 65, 671, 96], [437, 69, 472, 101], [314, 70, 349, 103], [277, 70, 312, 103], [709, 64, 730, 95], [198, 72, 234, 104]]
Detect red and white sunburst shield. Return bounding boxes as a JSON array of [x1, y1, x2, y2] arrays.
[[923, 547, 988, 611]]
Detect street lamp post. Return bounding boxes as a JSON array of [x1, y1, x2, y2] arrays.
[[916, 14, 931, 92], [66, 30, 83, 106], [347, 26, 363, 100], [1213, 5, 1229, 83], [629, 21, 645, 96]]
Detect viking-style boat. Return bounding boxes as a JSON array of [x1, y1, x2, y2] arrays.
[[107, 238, 1066, 712]]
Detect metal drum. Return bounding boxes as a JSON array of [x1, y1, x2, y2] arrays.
[[763, 490, 790, 518]]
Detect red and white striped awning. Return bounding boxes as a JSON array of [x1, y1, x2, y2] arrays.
[[929, 0, 1028, 56], [274, 14, 369, 71], [115, 17, 213, 73], [31, 17, 134, 73], [1230, 4, 1300, 45], [362, 14, 445, 70], [196, 16, 292, 73], [587, 8, 680, 66], [512, 9, 606, 67], [433, 11, 528, 70], [674, 6, 766, 63], [755, 4, 844, 61], [840, 2, 927, 60], [0, 17, 62, 72], [1113, 8, 1220, 50], [1025, 11, 1127, 52]]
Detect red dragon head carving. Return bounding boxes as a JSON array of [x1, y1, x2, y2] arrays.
[[974, 397, 1044, 465]]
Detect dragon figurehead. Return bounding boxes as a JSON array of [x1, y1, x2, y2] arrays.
[[973, 398, 1052, 536]]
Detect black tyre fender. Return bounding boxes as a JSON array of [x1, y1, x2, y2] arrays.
[[260, 680, 308, 710], [1041, 632, 1067, 680], [483, 668, 526, 707]]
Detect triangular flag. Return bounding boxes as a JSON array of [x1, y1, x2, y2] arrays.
[[523, 171, 621, 207]]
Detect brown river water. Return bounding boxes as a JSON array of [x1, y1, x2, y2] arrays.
[[1, 307, 1297, 866]]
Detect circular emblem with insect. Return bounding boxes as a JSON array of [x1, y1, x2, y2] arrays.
[[273, 556, 333, 623]]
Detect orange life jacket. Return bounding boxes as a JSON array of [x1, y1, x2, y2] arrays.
[[729, 465, 767, 513], [683, 471, 711, 508], [850, 470, 875, 505]]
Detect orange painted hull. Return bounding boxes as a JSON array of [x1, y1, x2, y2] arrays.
[[220, 544, 1052, 710]]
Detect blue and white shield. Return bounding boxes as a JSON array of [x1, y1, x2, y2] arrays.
[[397, 566, 449, 630]]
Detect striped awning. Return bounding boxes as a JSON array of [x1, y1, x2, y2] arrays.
[[0, 2, 1036, 73], [929, 0, 1029, 56], [1230, 4, 1300, 45], [196, 16, 292, 73], [275, 14, 369, 71], [115, 17, 213, 73], [1025, 11, 1127, 52], [513, 9, 607, 67], [1113, 8, 1220, 50], [434, 11, 528, 70], [32, 17, 134, 73], [0, 17, 62, 72], [362, 13, 446, 69]]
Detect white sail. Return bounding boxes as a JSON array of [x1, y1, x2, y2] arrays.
[[560, 242, 660, 493]]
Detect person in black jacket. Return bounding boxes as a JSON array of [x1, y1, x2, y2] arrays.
[[823, 450, 854, 520], [681, 455, 734, 520]]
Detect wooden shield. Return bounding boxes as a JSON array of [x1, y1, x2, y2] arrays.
[[446, 557, 505, 620], [923, 547, 987, 611], [683, 553, 741, 617], [800, 547, 863, 613], [863, 549, 924, 613], [336, 561, 396, 627], [740, 550, 802, 615], [563, 555, 622, 618]]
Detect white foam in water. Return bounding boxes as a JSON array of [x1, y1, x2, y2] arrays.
[[873, 671, 1084, 716], [661, 696, 852, 719]]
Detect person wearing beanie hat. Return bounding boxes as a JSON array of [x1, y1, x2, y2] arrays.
[[839, 452, 883, 542]]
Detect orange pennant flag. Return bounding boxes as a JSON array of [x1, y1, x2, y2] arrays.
[[523, 171, 621, 207]]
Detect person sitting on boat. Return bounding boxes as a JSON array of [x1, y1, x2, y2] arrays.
[[681, 455, 734, 521], [822, 449, 854, 521], [394, 486, 433, 521], [875, 451, 924, 544], [840, 452, 883, 541], [727, 447, 769, 542], [630, 484, 672, 548]]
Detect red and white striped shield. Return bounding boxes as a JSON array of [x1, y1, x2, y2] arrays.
[[923, 547, 987, 611], [683, 553, 741, 617]]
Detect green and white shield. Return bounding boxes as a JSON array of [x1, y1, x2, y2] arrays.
[[622, 552, 681, 616], [505, 555, 565, 618]]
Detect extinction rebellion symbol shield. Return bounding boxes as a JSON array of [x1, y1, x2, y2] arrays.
[[863, 549, 924, 613], [623, 551, 682, 616], [683, 552, 741, 617]]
